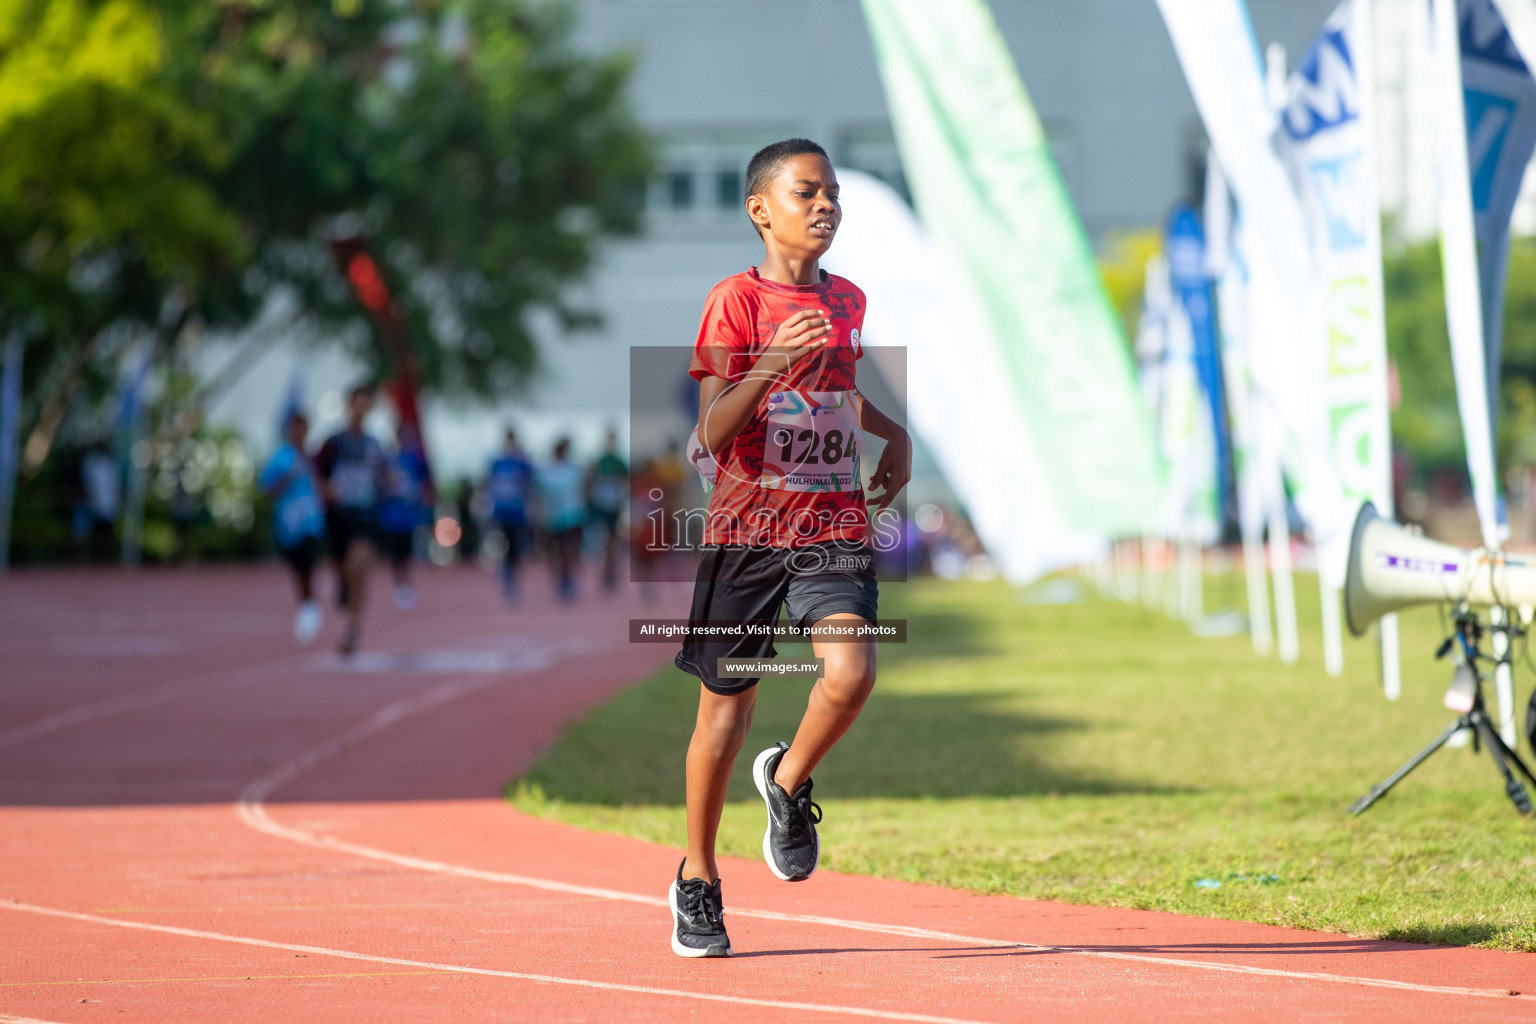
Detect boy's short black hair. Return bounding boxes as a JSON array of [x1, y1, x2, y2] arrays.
[[744, 138, 830, 202]]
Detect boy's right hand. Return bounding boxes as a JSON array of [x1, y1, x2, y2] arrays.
[[767, 308, 832, 368]]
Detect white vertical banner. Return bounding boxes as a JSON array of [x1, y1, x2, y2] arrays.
[[1145, 257, 1216, 554], [1356, 0, 1403, 697], [1436, 0, 1501, 551], [1492, 0, 1536, 68], [1134, 258, 1173, 613], [1275, 0, 1399, 688], [1242, 214, 1305, 665], [1206, 158, 1274, 656], [1438, 0, 1513, 742], [1157, 0, 1351, 592]]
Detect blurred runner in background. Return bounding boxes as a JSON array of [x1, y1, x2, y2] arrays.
[[629, 455, 665, 604], [316, 385, 387, 655], [587, 427, 629, 592], [379, 421, 433, 612], [654, 439, 685, 497], [454, 479, 480, 565], [259, 412, 326, 644], [487, 428, 534, 604], [75, 445, 120, 562], [537, 436, 585, 603]]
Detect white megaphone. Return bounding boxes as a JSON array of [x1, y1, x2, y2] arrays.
[[1343, 502, 1536, 636]]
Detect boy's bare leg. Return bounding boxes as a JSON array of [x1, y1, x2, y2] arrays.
[[682, 684, 757, 882], [344, 538, 371, 634], [773, 614, 877, 793]]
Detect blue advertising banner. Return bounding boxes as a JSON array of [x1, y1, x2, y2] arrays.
[[1459, 0, 1536, 452], [1165, 205, 1231, 531]]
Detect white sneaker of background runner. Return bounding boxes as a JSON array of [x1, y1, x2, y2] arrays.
[[294, 600, 323, 645]]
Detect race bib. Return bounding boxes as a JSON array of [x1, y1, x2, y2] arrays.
[[762, 390, 859, 492], [490, 470, 524, 506], [332, 462, 376, 508], [592, 477, 625, 510]]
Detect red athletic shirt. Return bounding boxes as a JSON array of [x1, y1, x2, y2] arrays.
[[689, 267, 868, 548]]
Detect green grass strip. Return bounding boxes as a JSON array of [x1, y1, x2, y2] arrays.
[[510, 575, 1536, 950]]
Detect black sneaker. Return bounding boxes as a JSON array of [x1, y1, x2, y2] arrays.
[[668, 860, 731, 958], [752, 742, 822, 881]]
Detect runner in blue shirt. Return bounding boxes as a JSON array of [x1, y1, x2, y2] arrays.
[[487, 428, 534, 603], [379, 422, 433, 612], [259, 412, 325, 645]]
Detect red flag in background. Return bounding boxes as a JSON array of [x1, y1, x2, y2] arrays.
[[330, 237, 433, 489]]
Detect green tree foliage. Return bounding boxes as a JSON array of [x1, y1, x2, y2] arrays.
[[0, 0, 238, 373], [1384, 237, 1536, 483], [1, 0, 651, 464]]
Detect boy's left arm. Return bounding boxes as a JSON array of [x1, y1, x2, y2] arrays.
[[854, 389, 911, 512]]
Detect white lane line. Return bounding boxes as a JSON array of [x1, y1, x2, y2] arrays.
[[0, 658, 297, 754], [0, 900, 1000, 1024], [0, 678, 264, 754], [0, 631, 581, 754], [237, 677, 524, 808], [0, 1014, 76, 1024], [234, 663, 1536, 1006]]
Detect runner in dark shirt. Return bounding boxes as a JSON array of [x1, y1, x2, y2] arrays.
[[315, 385, 387, 655]]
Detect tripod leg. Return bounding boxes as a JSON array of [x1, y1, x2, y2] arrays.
[[1486, 726, 1536, 789], [1349, 717, 1471, 815], [1472, 713, 1535, 816]]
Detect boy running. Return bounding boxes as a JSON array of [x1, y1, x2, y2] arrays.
[[259, 412, 325, 644], [668, 139, 910, 958], [487, 428, 535, 603], [586, 428, 629, 592], [536, 437, 586, 603], [379, 422, 432, 612], [315, 385, 388, 655]]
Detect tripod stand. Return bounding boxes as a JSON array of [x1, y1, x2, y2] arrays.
[[1349, 608, 1536, 816]]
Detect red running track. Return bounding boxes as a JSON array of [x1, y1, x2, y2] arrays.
[[1, 565, 1534, 1023]]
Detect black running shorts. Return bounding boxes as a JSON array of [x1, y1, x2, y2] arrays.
[[326, 510, 376, 559], [379, 528, 413, 566], [675, 541, 879, 695], [279, 535, 320, 576]]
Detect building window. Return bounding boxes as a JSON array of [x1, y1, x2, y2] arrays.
[[668, 170, 694, 209], [716, 168, 743, 209], [620, 175, 647, 213], [837, 124, 912, 205]]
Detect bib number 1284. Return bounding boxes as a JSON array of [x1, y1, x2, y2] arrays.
[[774, 426, 854, 468], [762, 390, 859, 492]]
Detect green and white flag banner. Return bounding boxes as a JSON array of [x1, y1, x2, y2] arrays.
[[859, 0, 1162, 537], [1275, 0, 1394, 522], [825, 171, 1108, 583], [1140, 255, 1218, 543]]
